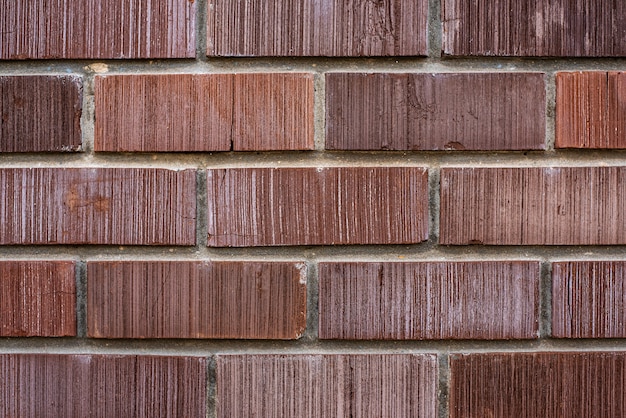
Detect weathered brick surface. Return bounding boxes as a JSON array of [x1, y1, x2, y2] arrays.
[[556, 71, 626, 148], [216, 354, 438, 417], [319, 261, 539, 340], [87, 261, 307, 339], [207, 167, 429, 246], [440, 167, 626, 245], [0, 0, 195, 59], [0, 354, 207, 417], [95, 73, 314, 152], [326, 72, 546, 150], [0, 168, 196, 245], [0, 261, 75, 337], [208, 0, 428, 57]]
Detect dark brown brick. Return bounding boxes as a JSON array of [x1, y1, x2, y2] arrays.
[[0, 168, 195, 245], [87, 261, 307, 339], [95, 73, 314, 152], [319, 261, 539, 340], [442, 0, 626, 57], [217, 354, 438, 417], [440, 167, 626, 245], [326, 72, 546, 150], [0, 354, 206, 417], [207, 167, 428, 246], [0, 261, 75, 337], [553, 261, 626, 338], [0, 0, 195, 59], [450, 352, 626, 417], [0, 76, 82, 152], [556, 72, 626, 148], [207, 0, 428, 57]]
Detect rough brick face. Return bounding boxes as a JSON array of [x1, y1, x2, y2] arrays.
[[216, 354, 438, 417], [0, 354, 206, 417], [0, 261, 75, 337], [442, 0, 626, 57], [206, 167, 428, 246], [0, 0, 195, 59], [326, 72, 546, 150], [450, 352, 626, 417], [207, 0, 428, 56], [87, 261, 307, 339], [556, 72, 626, 148], [440, 167, 626, 245], [319, 261, 539, 340], [0, 168, 196, 245], [552, 261, 626, 338], [0, 76, 82, 152], [95, 73, 314, 152]]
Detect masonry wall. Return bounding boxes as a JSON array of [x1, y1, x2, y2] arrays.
[[1, 0, 625, 416]]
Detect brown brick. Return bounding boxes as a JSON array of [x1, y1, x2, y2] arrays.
[[326, 72, 546, 150], [0, 261, 75, 337], [216, 354, 438, 417], [440, 167, 626, 245], [552, 261, 626, 338], [207, 0, 428, 57], [95, 73, 314, 152], [206, 167, 428, 246], [556, 72, 626, 148], [0, 0, 195, 59], [87, 261, 307, 339], [0, 354, 206, 417], [0, 168, 195, 245], [319, 261, 539, 340], [0, 76, 82, 152], [442, 0, 626, 57], [450, 352, 626, 417]]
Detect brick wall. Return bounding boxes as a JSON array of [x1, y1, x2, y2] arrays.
[[1, 0, 625, 416]]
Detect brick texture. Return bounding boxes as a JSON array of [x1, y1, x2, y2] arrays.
[[0, 354, 206, 417], [0, 0, 195, 59], [206, 167, 428, 246], [319, 261, 539, 340], [207, 0, 428, 57], [87, 261, 307, 339], [552, 261, 626, 338], [326, 72, 546, 150], [0, 168, 196, 245], [440, 167, 626, 245], [216, 354, 438, 417], [556, 71, 626, 148], [95, 73, 314, 152], [442, 0, 626, 57], [450, 352, 626, 417], [0, 261, 75, 337], [0, 76, 82, 152]]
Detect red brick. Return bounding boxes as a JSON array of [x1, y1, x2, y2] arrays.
[[440, 167, 626, 245], [552, 261, 626, 338], [319, 261, 539, 340], [0, 261, 75, 337], [0, 0, 195, 59], [207, 0, 428, 57], [326, 72, 546, 150], [94, 73, 314, 152], [450, 352, 626, 417], [0, 168, 195, 245], [0, 76, 82, 152], [556, 72, 626, 148], [206, 167, 428, 246], [0, 354, 206, 417], [87, 261, 307, 339], [442, 0, 626, 57], [216, 354, 437, 417]]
